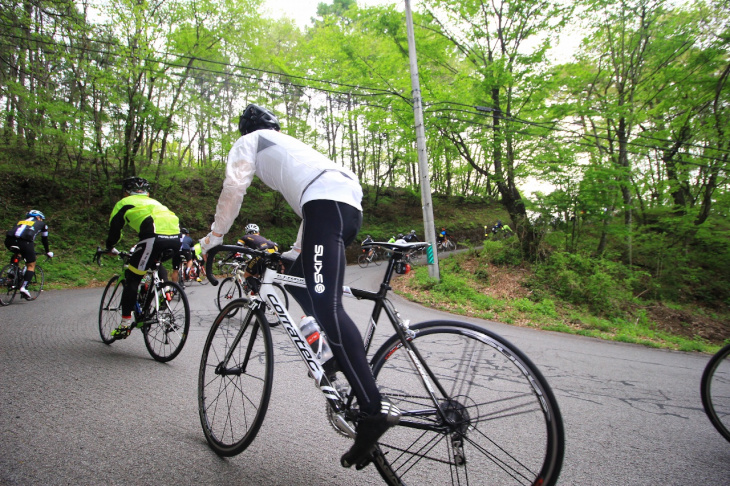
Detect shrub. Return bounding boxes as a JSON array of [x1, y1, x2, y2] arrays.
[[531, 252, 649, 317]]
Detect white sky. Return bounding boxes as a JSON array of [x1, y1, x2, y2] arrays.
[[263, 0, 396, 28]]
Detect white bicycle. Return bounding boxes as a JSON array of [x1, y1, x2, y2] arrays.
[[198, 242, 564, 485]]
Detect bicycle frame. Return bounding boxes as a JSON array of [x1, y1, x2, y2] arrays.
[[206, 243, 451, 433], [97, 248, 173, 325]]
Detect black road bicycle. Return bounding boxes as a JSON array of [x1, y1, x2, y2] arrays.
[[198, 242, 564, 485], [0, 247, 50, 306], [358, 246, 383, 268], [94, 247, 190, 362], [701, 343, 730, 442]]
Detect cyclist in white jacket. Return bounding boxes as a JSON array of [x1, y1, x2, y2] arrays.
[[200, 104, 399, 468]]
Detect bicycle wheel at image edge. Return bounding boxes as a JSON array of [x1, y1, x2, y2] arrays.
[[701, 343, 730, 442], [198, 301, 274, 456], [98, 275, 123, 344], [369, 320, 565, 486], [24, 265, 44, 300], [142, 281, 190, 362], [0, 264, 18, 306]]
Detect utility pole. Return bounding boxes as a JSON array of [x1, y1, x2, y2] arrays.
[[404, 0, 440, 280]]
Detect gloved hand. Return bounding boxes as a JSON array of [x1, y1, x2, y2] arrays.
[[46, 251, 54, 258], [107, 247, 120, 255], [200, 232, 223, 254], [281, 248, 300, 262]]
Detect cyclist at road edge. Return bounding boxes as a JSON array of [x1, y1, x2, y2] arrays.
[[4, 210, 53, 300]]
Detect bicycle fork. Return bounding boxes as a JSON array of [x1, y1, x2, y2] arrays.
[[381, 300, 470, 460]]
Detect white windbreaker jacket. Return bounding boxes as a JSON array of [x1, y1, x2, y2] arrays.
[[212, 130, 363, 239]]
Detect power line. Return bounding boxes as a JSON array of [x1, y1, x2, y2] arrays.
[[0, 28, 728, 170]]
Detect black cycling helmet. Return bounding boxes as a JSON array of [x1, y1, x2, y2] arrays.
[[181, 227, 189, 234], [238, 104, 280, 136], [122, 176, 150, 195]]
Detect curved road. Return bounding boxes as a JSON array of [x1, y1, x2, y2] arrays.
[[1, 262, 728, 485]]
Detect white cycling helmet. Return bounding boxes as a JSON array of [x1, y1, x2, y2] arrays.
[[245, 223, 259, 234]]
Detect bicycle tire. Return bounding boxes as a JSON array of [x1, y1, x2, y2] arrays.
[[217, 276, 243, 312], [0, 264, 18, 306], [358, 254, 370, 268], [98, 275, 123, 344], [263, 282, 289, 324], [25, 265, 44, 300], [142, 281, 190, 362], [199, 301, 274, 456], [373, 251, 383, 266], [701, 343, 730, 442], [178, 267, 188, 288], [369, 320, 564, 486]]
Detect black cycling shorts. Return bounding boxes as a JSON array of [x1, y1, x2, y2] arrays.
[[4, 236, 37, 264]]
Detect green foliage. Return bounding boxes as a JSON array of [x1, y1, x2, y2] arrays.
[[530, 252, 650, 317], [480, 239, 523, 266]]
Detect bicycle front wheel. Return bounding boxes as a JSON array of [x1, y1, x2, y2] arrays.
[[701, 343, 730, 442], [370, 320, 564, 486], [199, 302, 274, 456], [24, 265, 44, 300], [0, 264, 18, 306], [98, 276, 124, 344], [142, 281, 190, 362]]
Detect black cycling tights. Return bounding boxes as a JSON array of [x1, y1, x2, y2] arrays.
[[288, 200, 381, 416], [121, 235, 180, 318]]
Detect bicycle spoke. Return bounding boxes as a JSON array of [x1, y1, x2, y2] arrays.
[[198, 302, 273, 456], [370, 321, 563, 485]]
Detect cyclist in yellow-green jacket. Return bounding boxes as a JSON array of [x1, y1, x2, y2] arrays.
[[104, 176, 182, 339]]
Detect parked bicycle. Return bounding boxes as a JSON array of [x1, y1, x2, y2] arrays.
[[701, 343, 730, 442], [215, 258, 289, 324], [0, 248, 50, 306], [357, 246, 382, 268], [94, 247, 190, 362], [198, 242, 564, 485]]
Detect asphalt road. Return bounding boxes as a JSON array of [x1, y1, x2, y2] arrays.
[[1, 261, 729, 485]]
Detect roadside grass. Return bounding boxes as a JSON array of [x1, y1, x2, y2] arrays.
[[394, 250, 722, 354]]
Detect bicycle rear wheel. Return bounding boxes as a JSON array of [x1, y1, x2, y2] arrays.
[[199, 302, 274, 456], [701, 343, 730, 442], [195, 261, 209, 285], [217, 276, 243, 312], [24, 265, 44, 300], [0, 264, 18, 306], [369, 320, 564, 486], [98, 276, 123, 344], [142, 281, 190, 362]]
